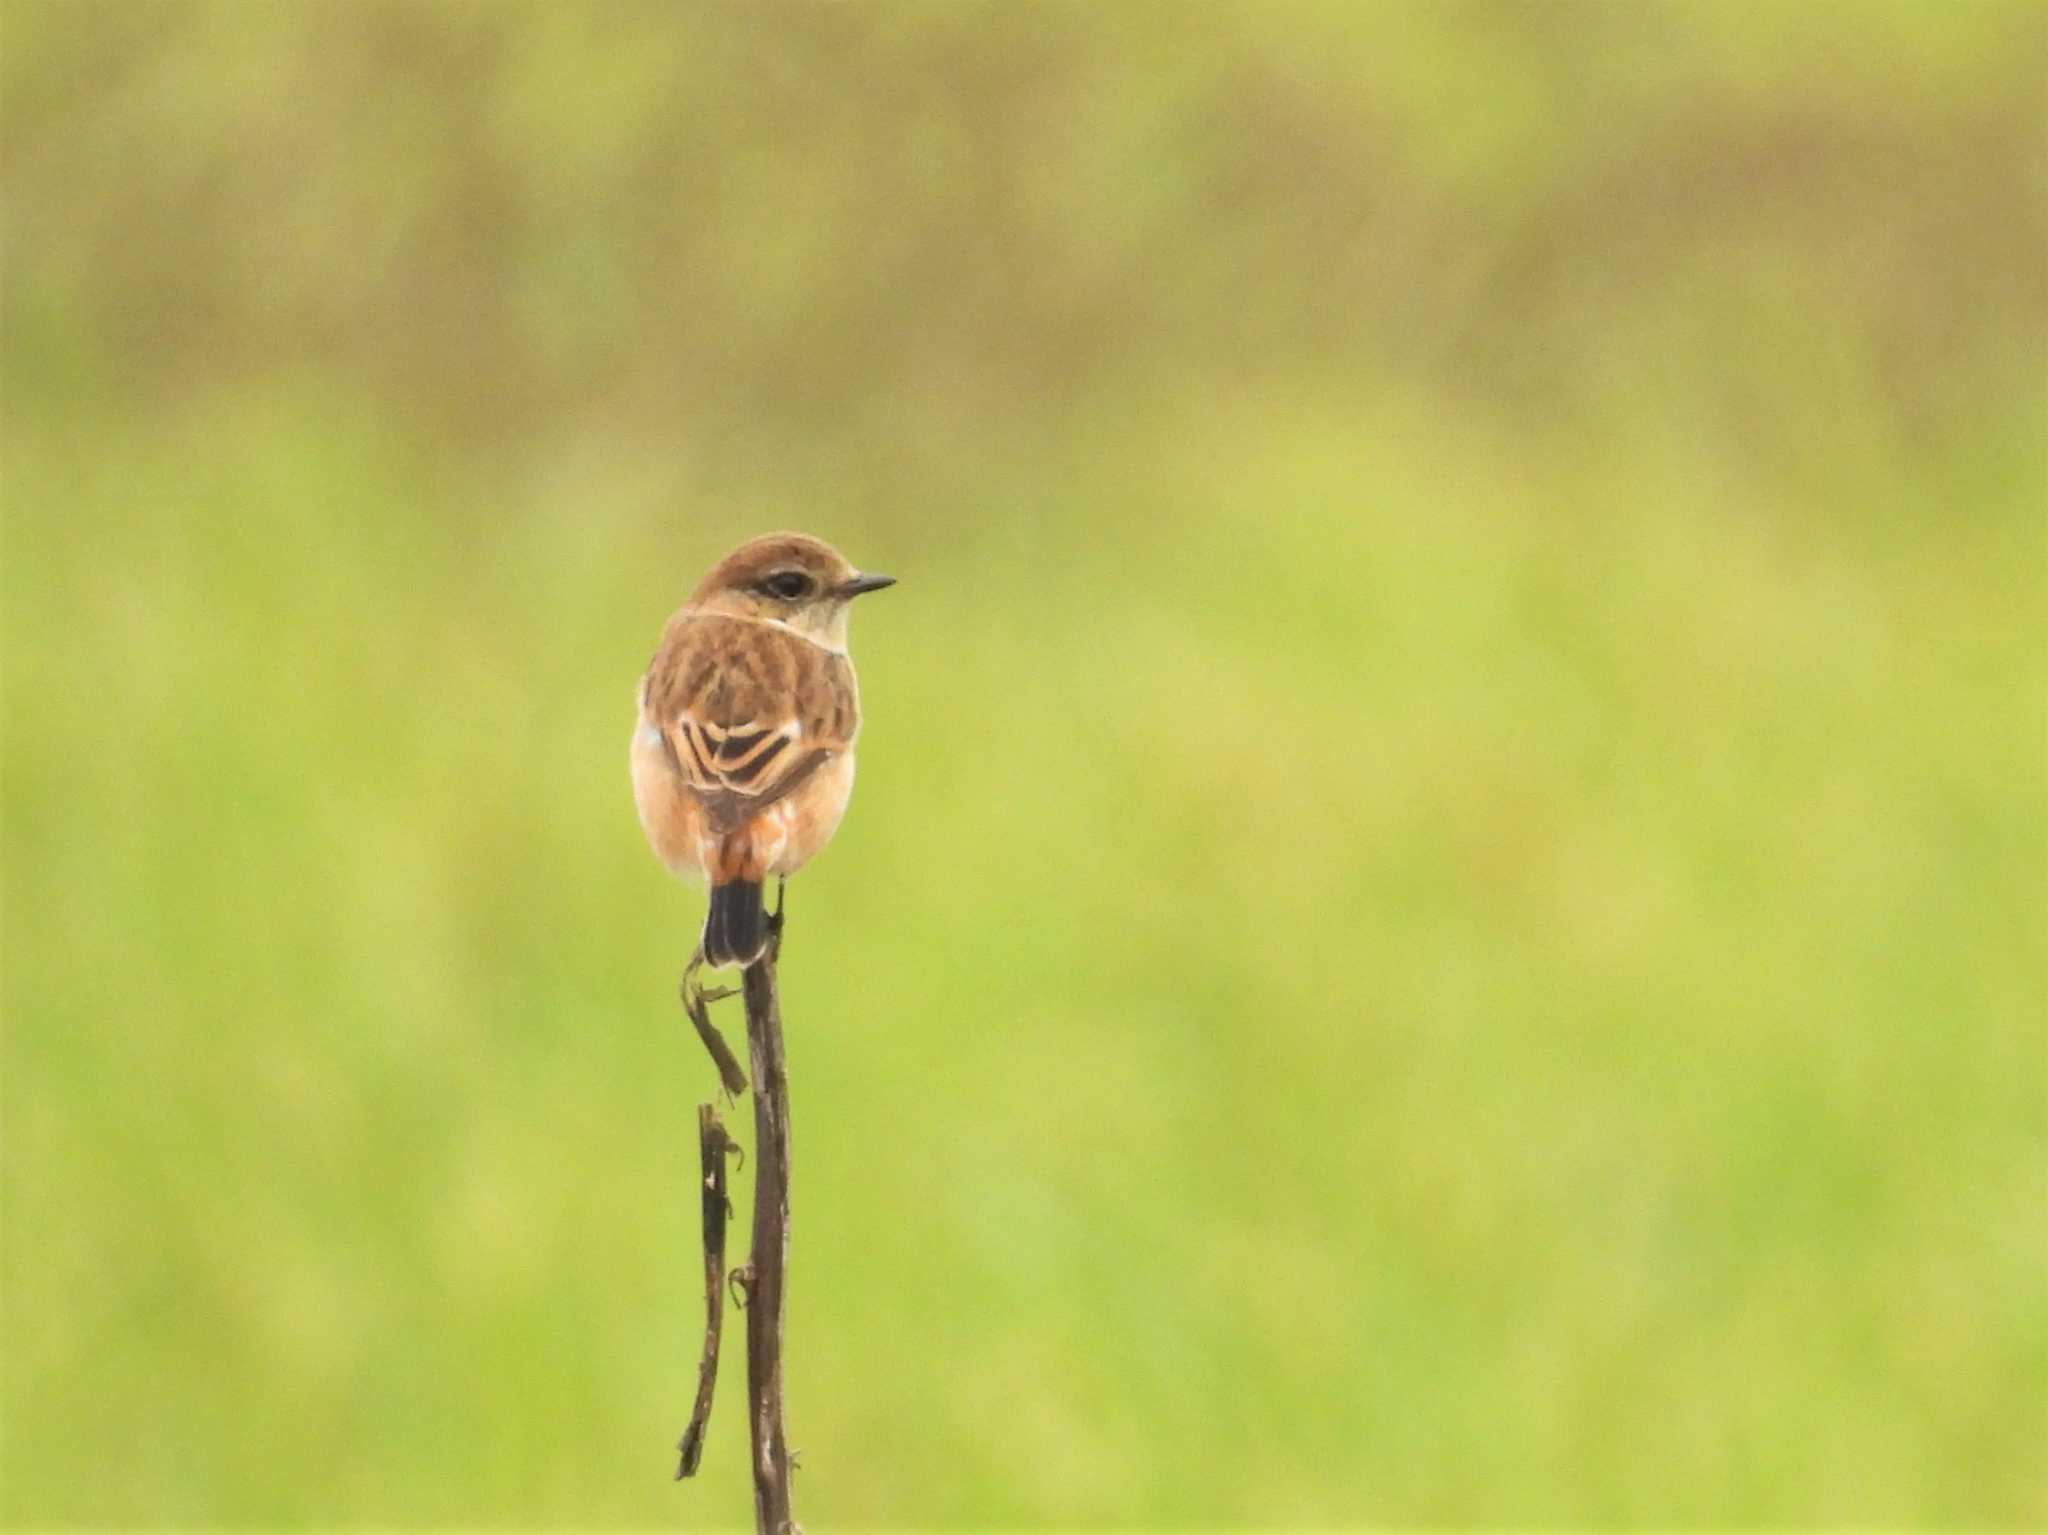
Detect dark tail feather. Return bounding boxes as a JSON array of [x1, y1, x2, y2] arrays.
[[702, 879, 767, 969]]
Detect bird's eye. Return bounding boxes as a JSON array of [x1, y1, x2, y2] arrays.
[[761, 571, 812, 601]]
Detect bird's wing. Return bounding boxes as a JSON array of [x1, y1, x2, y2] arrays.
[[642, 615, 858, 832]]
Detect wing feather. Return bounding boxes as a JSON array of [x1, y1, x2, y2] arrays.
[[642, 615, 858, 832]]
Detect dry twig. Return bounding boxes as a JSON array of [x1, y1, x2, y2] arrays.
[[674, 896, 799, 1531], [739, 913, 797, 1532], [681, 972, 748, 1097], [675, 1103, 733, 1479]]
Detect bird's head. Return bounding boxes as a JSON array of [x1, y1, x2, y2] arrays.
[[690, 533, 895, 649]]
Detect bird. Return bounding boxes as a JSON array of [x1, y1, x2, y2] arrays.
[[631, 533, 894, 970]]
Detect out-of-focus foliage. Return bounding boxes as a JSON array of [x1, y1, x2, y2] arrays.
[[4, 1, 2042, 1525]]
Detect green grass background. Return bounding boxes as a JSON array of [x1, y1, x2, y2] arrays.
[[4, 1, 2043, 1525]]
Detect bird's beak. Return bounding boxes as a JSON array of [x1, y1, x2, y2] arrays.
[[836, 572, 897, 599]]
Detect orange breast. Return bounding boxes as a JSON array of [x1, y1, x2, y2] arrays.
[[769, 750, 856, 876], [632, 718, 856, 883], [632, 721, 715, 880]]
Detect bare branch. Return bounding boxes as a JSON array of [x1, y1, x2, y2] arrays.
[[674, 896, 798, 1531], [740, 922, 796, 1532], [675, 1103, 733, 1479]]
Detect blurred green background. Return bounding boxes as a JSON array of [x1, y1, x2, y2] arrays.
[[4, 1, 2043, 1525]]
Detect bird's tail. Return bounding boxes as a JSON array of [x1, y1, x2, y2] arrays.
[[702, 879, 767, 969]]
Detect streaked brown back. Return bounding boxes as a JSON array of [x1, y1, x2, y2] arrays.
[[642, 614, 859, 832]]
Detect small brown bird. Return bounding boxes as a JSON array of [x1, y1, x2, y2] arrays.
[[632, 534, 894, 969]]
